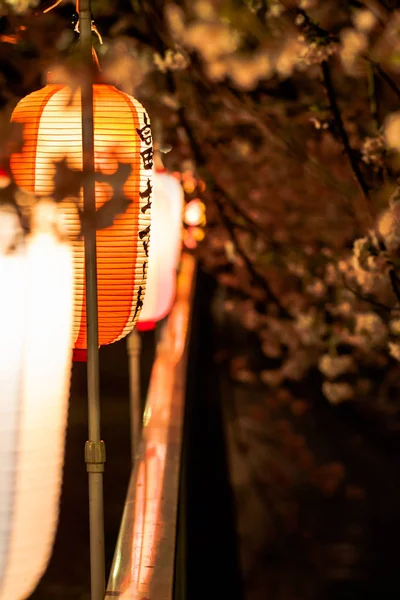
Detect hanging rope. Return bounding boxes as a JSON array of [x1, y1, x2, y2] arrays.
[[43, 0, 63, 14], [34, 0, 103, 68], [0, 0, 103, 68], [39, 0, 104, 46]]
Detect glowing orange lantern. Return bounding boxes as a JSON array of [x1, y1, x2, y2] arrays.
[[10, 79, 152, 349], [138, 170, 184, 326]]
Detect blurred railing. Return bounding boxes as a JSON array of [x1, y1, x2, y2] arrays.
[[105, 252, 196, 600]]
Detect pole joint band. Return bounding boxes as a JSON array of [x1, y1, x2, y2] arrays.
[[85, 440, 106, 472]]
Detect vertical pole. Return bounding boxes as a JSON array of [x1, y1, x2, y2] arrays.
[[79, 2, 106, 600], [127, 329, 142, 464], [155, 319, 165, 346]]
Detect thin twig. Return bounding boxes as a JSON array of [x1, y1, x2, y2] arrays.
[[167, 79, 281, 249], [213, 190, 289, 316], [205, 163, 281, 249], [389, 268, 400, 304], [171, 82, 289, 315], [342, 276, 395, 312], [321, 60, 373, 209], [210, 171, 276, 242], [368, 64, 380, 131], [371, 61, 400, 102]]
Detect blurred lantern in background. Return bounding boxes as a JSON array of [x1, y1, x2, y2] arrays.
[[10, 76, 153, 349], [0, 199, 73, 600], [182, 191, 206, 251], [138, 167, 184, 328], [182, 229, 198, 250], [184, 224, 205, 248], [170, 170, 207, 251], [0, 169, 11, 190], [169, 171, 206, 251], [184, 198, 206, 228], [127, 158, 184, 462], [136, 320, 156, 332], [73, 348, 88, 362]]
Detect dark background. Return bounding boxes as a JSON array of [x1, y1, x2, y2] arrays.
[[29, 269, 400, 600]]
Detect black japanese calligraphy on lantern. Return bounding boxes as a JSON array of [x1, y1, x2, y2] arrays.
[[139, 225, 150, 240], [141, 147, 153, 170], [133, 286, 144, 321], [139, 224, 150, 257], [142, 260, 147, 278], [136, 113, 152, 146], [140, 179, 152, 213]]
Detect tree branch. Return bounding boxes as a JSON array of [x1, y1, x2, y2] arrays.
[[214, 192, 290, 318], [368, 63, 380, 131], [202, 157, 281, 249], [165, 72, 280, 247], [171, 79, 289, 316], [389, 268, 400, 304], [371, 61, 400, 102], [321, 60, 373, 215], [342, 276, 395, 312]]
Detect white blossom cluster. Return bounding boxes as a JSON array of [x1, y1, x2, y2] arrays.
[[3, 0, 39, 13]]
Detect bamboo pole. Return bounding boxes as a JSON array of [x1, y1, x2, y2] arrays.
[[79, 2, 106, 599], [127, 329, 142, 464]]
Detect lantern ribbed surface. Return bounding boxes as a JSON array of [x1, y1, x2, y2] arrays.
[[139, 171, 183, 324], [0, 213, 73, 600], [10, 83, 152, 348]]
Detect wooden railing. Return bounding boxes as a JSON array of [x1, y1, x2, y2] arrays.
[[105, 253, 196, 599]]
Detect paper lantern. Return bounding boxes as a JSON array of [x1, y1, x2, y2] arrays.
[[138, 170, 183, 325], [136, 320, 156, 332], [184, 198, 206, 227], [10, 79, 153, 349], [0, 200, 73, 600], [73, 348, 87, 362]]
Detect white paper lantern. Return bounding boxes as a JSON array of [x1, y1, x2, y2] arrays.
[[138, 171, 184, 325], [0, 200, 73, 600]]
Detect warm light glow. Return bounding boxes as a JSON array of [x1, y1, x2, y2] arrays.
[[138, 171, 184, 324], [160, 253, 195, 364], [10, 82, 153, 349], [191, 226, 205, 242], [0, 173, 11, 190], [184, 198, 206, 227], [129, 443, 165, 594], [120, 259, 193, 598], [105, 254, 195, 599], [183, 228, 198, 250], [0, 201, 73, 600]]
